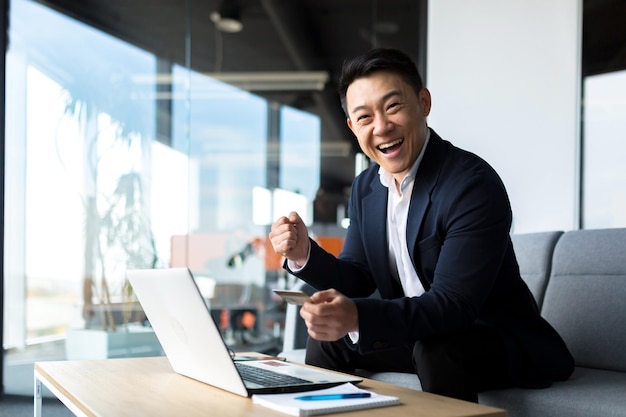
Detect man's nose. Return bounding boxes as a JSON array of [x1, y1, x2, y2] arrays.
[[372, 114, 392, 136]]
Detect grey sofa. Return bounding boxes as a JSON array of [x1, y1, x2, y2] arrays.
[[279, 228, 626, 417]]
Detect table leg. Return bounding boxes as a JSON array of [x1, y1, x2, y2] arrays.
[[34, 377, 42, 417]]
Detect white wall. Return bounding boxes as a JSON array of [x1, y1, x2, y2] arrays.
[[427, 0, 581, 234]]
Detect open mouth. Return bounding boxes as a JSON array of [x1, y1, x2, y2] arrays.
[[378, 138, 404, 154]]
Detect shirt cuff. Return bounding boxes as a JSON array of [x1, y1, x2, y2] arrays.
[[287, 259, 306, 272], [286, 240, 311, 272]]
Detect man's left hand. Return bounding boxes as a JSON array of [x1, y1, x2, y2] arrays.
[[299, 289, 358, 341]]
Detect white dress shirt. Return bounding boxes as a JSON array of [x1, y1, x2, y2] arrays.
[[378, 130, 430, 298], [347, 130, 431, 342]]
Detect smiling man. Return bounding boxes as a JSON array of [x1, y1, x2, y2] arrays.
[[268, 48, 574, 403]]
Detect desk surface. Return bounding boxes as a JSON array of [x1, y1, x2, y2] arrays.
[[34, 356, 506, 417]]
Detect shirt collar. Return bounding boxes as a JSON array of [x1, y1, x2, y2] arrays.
[[378, 128, 431, 190]]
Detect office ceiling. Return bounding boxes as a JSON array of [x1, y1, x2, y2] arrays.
[[37, 0, 626, 196]]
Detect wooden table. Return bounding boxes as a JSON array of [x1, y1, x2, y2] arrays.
[[34, 356, 506, 417]]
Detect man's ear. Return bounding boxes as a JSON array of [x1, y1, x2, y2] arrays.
[[419, 88, 432, 116], [346, 118, 355, 134]]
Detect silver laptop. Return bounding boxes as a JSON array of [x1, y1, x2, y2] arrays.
[[126, 267, 361, 397]]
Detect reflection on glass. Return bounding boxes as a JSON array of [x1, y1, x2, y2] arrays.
[[6, 0, 162, 349], [583, 70, 626, 228], [279, 105, 321, 214], [4, 0, 322, 395]]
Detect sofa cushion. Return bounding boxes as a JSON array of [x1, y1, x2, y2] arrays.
[[355, 370, 422, 391], [511, 231, 563, 308], [479, 367, 626, 417], [541, 228, 626, 372], [278, 348, 424, 391]]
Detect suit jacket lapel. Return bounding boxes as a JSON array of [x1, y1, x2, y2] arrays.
[[359, 129, 446, 295], [407, 130, 444, 266], [361, 175, 399, 295]]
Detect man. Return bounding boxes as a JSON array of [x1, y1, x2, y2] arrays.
[[269, 48, 573, 403]]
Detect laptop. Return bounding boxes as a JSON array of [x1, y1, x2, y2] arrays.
[[126, 267, 362, 397]]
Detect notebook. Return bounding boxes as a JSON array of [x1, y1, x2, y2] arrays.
[[126, 267, 362, 397], [252, 382, 400, 416]]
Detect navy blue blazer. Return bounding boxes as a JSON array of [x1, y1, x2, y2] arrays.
[[290, 129, 574, 385]]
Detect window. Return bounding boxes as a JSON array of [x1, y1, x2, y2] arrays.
[[582, 70, 626, 228]]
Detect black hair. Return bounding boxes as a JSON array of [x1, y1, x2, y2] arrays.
[[337, 48, 424, 118]]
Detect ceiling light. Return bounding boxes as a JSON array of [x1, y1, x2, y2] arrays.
[[208, 71, 329, 91], [132, 71, 329, 92], [210, 0, 243, 33]]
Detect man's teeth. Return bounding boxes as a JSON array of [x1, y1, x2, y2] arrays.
[[379, 139, 403, 151]]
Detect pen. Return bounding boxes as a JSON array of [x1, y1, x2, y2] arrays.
[[295, 393, 372, 401]]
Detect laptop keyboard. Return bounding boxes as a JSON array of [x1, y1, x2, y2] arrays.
[[235, 362, 311, 386]]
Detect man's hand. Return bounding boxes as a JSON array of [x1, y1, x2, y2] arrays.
[[299, 289, 358, 341], [268, 211, 310, 267]]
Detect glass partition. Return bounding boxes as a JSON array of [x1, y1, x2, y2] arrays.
[[6, 0, 163, 347], [3, 0, 321, 394], [279, 105, 321, 219]]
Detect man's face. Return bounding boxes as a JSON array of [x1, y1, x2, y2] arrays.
[[346, 71, 431, 185]]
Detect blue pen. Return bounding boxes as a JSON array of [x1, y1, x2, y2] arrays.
[[295, 393, 371, 401]]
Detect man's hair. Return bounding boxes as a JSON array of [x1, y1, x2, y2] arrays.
[[338, 48, 424, 118]]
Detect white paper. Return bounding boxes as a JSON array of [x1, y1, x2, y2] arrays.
[[252, 382, 400, 416]]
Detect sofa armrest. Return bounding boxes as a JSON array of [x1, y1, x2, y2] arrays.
[[511, 230, 563, 308]]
